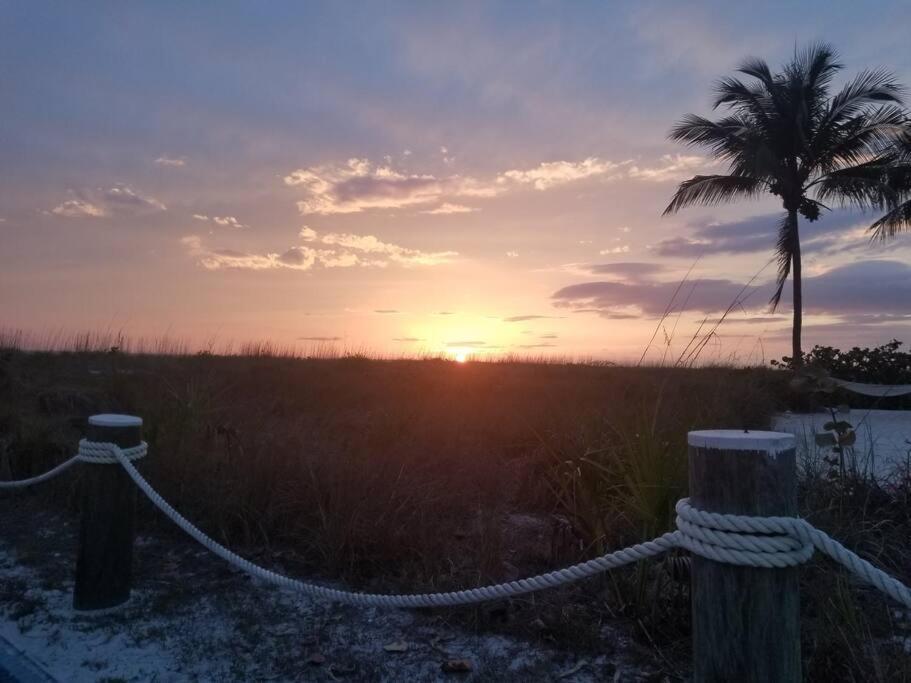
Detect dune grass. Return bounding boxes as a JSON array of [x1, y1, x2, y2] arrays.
[[0, 340, 909, 680]]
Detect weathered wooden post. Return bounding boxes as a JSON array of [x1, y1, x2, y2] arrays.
[[74, 414, 142, 610], [688, 430, 800, 683]]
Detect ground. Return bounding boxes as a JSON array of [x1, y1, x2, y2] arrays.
[[0, 497, 658, 683]]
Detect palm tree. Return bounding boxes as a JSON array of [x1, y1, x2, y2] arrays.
[[663, 44, 908, 365]]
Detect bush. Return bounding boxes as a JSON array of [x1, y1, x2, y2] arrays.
[[772, 340, 911, 409]]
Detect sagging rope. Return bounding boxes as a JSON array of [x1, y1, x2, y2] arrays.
[[3, 440, 910, 609], [0, 440, 147, 489]]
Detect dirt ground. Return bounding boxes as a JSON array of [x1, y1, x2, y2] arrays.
[[0, 495, 662, 682]]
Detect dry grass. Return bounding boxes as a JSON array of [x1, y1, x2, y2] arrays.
[[1, 342, 908, 680]]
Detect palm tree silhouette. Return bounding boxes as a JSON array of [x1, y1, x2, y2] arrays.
[[664, 44, 908, 365]]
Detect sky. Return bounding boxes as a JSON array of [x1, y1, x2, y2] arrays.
[[2, 1, 911, 363]]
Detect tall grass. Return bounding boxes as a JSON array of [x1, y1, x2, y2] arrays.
[[1, 338, 908, 679]]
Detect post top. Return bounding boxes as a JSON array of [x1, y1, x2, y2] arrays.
[[88, 414, 143, 428], [688, 429, 795, 453]]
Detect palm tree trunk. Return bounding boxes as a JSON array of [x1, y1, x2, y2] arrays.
[[790, 210, 803, 367]]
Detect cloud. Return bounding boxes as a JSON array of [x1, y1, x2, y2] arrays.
[[181, 236, 315, 271], [193, 214, 247, 229], [653, 210, 873, 258], [506, 250, 519, 258], [101, 185, 167, 213], [586, 262, 668, 279], [284, 154, 722, 216], [298, 336, 342, 341], [182, 228, 456, 271], [374, 309, 399, 314], [300, 227, 457, 266], [599, 245, 630, 255], [798, 260, 911, 316], [499, 157, 626, 190], [627, 154, 715, 182], [446, 340, 489, 348], [422, 203, 478, 215], [552, 277, 762, 318], [284, 158, 502, 215], [154, 155, 187, 167], [539, 334, 559, 339], [393, 337, 424, 342], [517, 343, 557, 349], [51, 199, 106, 218], [50, 184, 166, 218], [503, 314, 562, 322], [554, 258, 911, 322]]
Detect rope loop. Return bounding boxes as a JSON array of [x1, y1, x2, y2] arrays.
[[674, 498, 814, 568], [77, 439, 148, 465]]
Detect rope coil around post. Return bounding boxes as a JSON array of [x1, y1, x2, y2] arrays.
[[0, 440, 148, 489], [76, 439, 148, 464]]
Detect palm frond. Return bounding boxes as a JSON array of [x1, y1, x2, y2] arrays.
[[814, 106, 908, 173], [826, 68, 904, 124], [813, 155, 899, 208], [736, 57, 775, 88], [770, 213, 796, 311], [793, 43, 841, 93], [869, 199, 911, 239], [662, 175, 766, 215], [712, 77, 772, 119]]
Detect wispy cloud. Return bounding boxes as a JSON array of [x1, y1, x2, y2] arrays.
[[284, 158, 500, 215], [51, 199, 107, 218], [154, 155, 187, 167], [503, 314, 561, 322], [50, 184, 166, 218], [298, 226, 457, 266], [627, 154, 715, 182], [193, 214, 247, 229], [182, 227, 457, 272], [499, 157, 626, 190], [421, 202, 478, 214], [552, 260, 911, 321], [653, 211, 872, 258], [298, 336, 341, 341], [284, 153, 694, 216]]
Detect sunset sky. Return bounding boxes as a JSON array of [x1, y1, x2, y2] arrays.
[[3, 1, 911, 362]]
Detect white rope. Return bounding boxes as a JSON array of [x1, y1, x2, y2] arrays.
[[106, 440, 677, 606], [832, 377, 911, 397], [76, 439, 148, 465], [9, 439, 911, 610], [0, 456, 81, 489], [0, 440, 147, 489], [674, 500, 911, 607]]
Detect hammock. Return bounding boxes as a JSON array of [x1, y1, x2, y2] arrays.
[[832, 377, 911, 398]]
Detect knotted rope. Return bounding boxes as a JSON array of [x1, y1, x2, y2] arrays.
[[3, 439, 910, 610], [0, 439, 147, 489], [76, 439, 148, 465]]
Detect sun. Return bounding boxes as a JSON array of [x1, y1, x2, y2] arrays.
[[454, 351, 468, 363]]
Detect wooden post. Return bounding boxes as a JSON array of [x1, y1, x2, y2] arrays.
[[74, 414, 142, 611], [688, 430, 800, 683]]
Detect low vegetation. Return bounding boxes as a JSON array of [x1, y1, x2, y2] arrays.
[[1, 341, 909, 680]]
